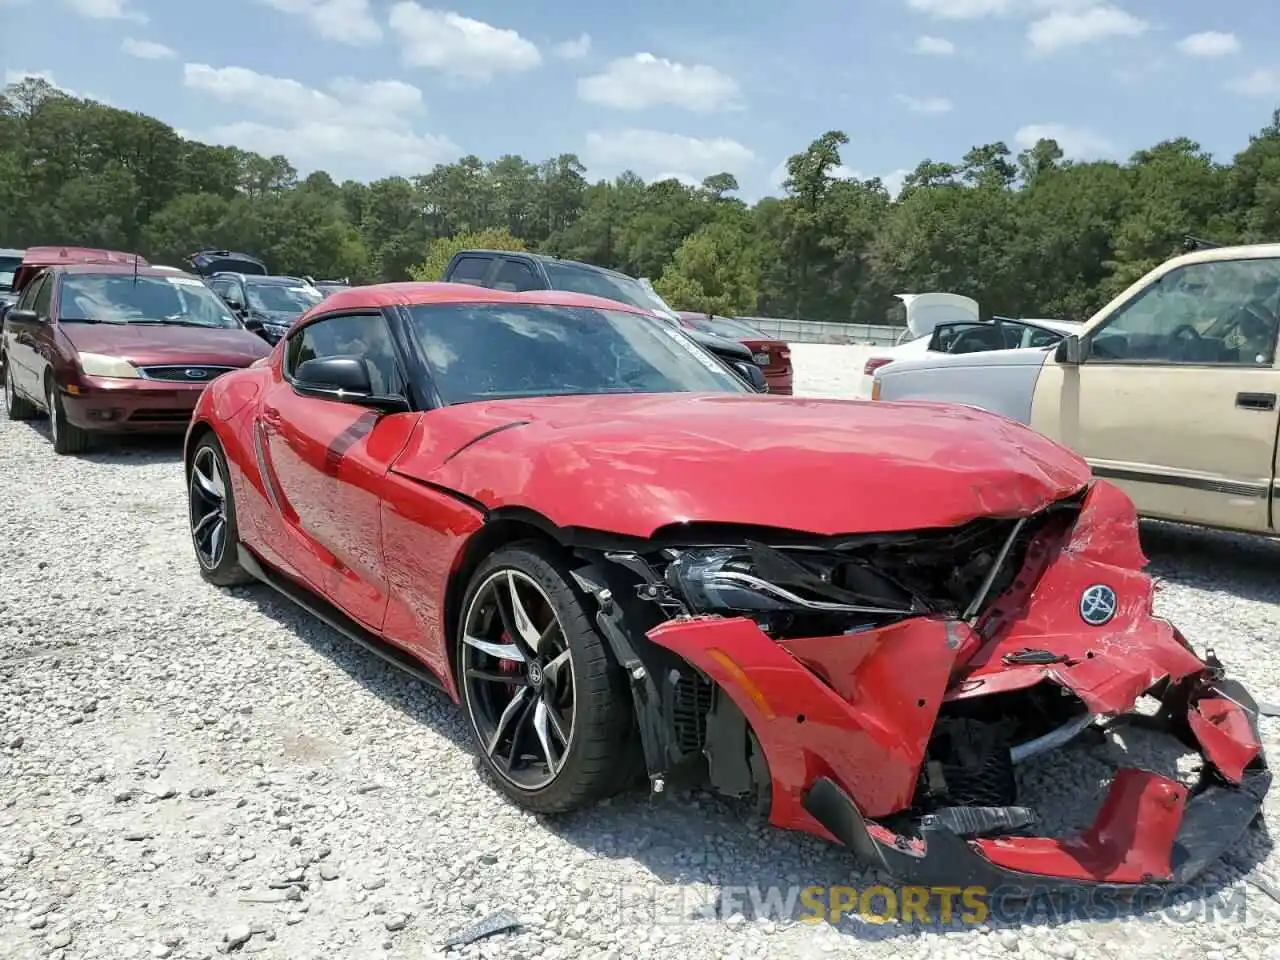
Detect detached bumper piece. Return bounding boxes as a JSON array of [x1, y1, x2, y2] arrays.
[[803, 676, 1269, 891]]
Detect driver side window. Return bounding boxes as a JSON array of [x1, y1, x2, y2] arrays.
[[1089, 258, 1280, 366], [285, 313, 403, 396]]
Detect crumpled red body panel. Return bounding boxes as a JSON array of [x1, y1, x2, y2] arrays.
[[948, 480, 1204, 715], [973, 769, 1187, 882], [1189, 697, 1260, 784]]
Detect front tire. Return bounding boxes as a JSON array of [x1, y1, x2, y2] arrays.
[[188, 434, 253, 587], [46, 376, 91, 454], [457, 542, 636, 814], [3, 359, 37, 420]]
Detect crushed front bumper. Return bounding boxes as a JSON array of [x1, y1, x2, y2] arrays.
[[648, 613, 1268, 890], [804, 676, 1268, 892]]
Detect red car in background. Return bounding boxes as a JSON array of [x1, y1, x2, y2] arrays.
[[677, 312, 793, 394], [182, 281, 1264, 891], [2, 249, 270, 453]]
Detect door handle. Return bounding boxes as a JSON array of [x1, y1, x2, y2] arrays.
[[1236, 392, 1276, 411]]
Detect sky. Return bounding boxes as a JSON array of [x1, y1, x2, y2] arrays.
[[3, 0, 1280, 202]]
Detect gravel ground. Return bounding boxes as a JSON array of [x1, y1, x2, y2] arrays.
[[4, 348, 1280, 960]]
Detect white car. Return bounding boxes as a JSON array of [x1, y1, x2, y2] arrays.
[[858, 293, 1082, 397]]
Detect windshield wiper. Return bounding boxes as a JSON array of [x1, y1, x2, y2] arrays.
[[128, 318, 214, 327], [59, 317, 120, 324]]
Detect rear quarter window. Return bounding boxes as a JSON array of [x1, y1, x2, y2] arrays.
[[447, 256, 492, 285]]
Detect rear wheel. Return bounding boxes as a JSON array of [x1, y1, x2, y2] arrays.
[[188, 434, 253, 587], [46, 376, 91, 454], [3, 359, 37, 420], [457, 542, 636, 813]]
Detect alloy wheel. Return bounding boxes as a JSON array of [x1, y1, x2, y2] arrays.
[[461, 569, 576, 791], [189, 446, 229, 570]]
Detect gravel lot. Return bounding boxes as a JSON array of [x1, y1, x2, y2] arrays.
[[4, 346, 1280, 960]]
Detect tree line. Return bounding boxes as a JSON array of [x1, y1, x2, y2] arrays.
[[3, 76, 1279, 325]]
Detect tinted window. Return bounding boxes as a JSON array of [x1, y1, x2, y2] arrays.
[[17, 274, 47, 311], [448, 256, 492, 284], [405, 303, 749, 404], [286, 313, 402, 395], [58, 274, 241, 328], [210, 278, 240, 303], [1091, 258, 1280, 365], [492, 259, 540, 292], [33, 275, 53, 316], [246, 281, 323, 314], [0, 255, 21, 292]]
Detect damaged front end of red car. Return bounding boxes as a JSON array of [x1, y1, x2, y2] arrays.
[[568, 478, 1268, 891]]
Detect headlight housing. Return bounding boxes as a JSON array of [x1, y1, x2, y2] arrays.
[[663, 544, 918, 619], [78, 353, 140, 379]]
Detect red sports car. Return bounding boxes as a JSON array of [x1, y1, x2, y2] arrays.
[[185, 282, 1267, 890], [678, 312, 793, 394]]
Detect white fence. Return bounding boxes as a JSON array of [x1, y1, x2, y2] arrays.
[[738, 317, 905, 346]]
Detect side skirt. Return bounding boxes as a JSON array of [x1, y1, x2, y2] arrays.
[[236, 544, 447, 693]]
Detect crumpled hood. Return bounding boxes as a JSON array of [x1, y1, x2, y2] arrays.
[[391, 393, 1091, 538], [59, 322, 270, 367]]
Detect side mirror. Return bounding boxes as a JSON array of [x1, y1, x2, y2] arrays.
[[732, 360, 768, 392], [1055, 334, 1083, 365], [292, 356, 410, 412], [5, 308, 38, 325]]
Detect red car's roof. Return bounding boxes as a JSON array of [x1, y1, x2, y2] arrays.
[[311, 281, 652, 317], [13, 247, 147, 292], [57, 263, 181, 278]]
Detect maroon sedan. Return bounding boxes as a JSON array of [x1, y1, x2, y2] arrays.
[[677, 312, 793, 394], [2, 262, 270, 453]]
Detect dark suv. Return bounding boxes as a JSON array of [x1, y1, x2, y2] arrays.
[[442, 250, 766, 390], [206, 273, 325, 345]]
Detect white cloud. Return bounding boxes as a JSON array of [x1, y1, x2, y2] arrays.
[[183, 64, 457, 177], [1176, 30, 1240, 57], [1027, 6, 1148, 53], [388, 4, 541, 81], [552, 34, 591, 60], [895, 94, 953, 114], [63, 0, 146, 21], [121, 37, 177, 60], [1014, 122, 1115, 159], [585, 129, 754, 182], [257, 0, 382, 45], [913, 35, 956, 55], [578, 53, 741, 112], [1227, 68, 1280, 98]]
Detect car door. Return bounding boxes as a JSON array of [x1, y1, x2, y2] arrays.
[[259, 310, 417, 629], [6, 273, 53, 398], [1031, 254, 1280, 533]]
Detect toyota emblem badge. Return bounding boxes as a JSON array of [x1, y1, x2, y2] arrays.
[[1078, 584, 1118, 626]]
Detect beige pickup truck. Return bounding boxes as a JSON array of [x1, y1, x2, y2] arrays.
[[872, 243, 1280, 535]]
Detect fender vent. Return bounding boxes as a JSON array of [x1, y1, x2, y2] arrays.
[[668, 670, 714, 755]]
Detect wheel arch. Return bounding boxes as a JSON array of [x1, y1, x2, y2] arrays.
[[184, 419, 218, 477], [441, 506, 576, 692]]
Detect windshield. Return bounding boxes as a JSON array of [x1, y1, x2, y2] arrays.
[[406, 302, 749, 404], [542, 263, 678, 318], [711, 317, 768, 339], [58, 274, 242, 327], [0, 256, 21, 291], [247, 282, 323, 314]]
